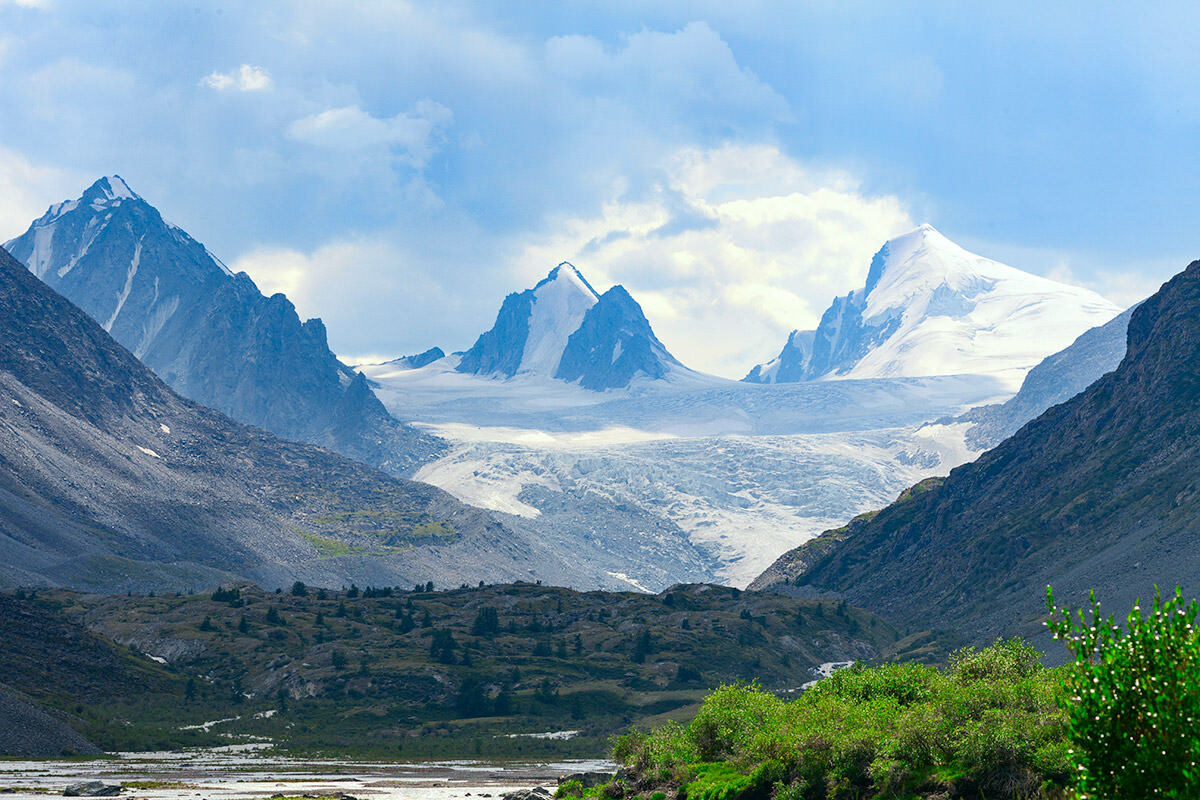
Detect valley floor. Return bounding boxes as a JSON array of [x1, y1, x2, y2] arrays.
[[0, 750, 611, 800]]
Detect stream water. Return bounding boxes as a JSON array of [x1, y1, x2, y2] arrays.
[[0, 746, 615, 800]]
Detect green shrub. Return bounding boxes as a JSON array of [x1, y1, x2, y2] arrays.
[[1047, 585, 1200, 799], [613, 639, 1067, 799]]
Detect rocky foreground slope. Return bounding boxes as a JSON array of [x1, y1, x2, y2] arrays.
[[0, 243, 602, 592], [753, 260, 1200, 641]]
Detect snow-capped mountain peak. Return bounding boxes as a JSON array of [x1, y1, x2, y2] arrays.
[[88, 174, 139, 203], [745, 225, 1122, 386], [453, 262, 690, 389], [522, 262, 601, 374]]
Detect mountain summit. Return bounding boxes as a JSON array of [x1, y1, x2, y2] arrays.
[[751, 258, 1200, 641], [745, 225, 1120, 384], [456, 263, 686, 389], [5, 177, 440, 474]]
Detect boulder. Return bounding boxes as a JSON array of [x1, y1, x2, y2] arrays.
[[63, 782, 120, 797], [557, 772, 615, 789], [501, 788, 552, 800]]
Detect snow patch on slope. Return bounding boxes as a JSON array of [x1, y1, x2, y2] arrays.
[[520, 263, 599, 375]]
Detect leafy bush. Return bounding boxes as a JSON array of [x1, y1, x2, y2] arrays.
[[607, 640, 1068, 799], [1047, 585, 1200, 799]]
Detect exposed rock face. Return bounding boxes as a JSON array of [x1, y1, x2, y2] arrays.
[[751, 262, 1200, 641], [4, 177, 441, 476], [555, 286, 682, 390], [0, 243, 550, 592], [745, 225, 1120, 384]]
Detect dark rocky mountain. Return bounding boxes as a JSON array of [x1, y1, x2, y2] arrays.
[[750, 260, 1200, 642], [556, 286, 683, 390], [4, 177, 440, 475], [456, 263, 687, 388], [0, 243, 572, 592], [953, 306, 1134, 450]]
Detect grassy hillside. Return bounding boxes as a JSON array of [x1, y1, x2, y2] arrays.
[[3, 582, 929, 757]]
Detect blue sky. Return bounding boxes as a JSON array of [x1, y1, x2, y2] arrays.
[[0, 1, 1195, 376]]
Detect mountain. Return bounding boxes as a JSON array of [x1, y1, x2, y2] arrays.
[[952, 306, 1134, 451], [557, 286, 684, 390], [456, 263, 687, 388], [750, 260, 1200, 641], [4, 177, 440, 475], [0, 242, 617, 592], [386, 347, 446, 370], [744, 225, 1121, 385]]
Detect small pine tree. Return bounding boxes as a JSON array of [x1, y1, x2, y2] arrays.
[[421, 608, 432, 628], [290, 581, 308, 597], [237, 615, 249, 634], [632, 629, 652, 663], [471, 607, 500, 636], [199, 616, 214, 632]]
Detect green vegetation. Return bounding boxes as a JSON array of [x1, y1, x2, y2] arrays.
[[1047, 586, 1200, 799], [586, 587, 1200, 800], [1, 582, 915, 757], [599, 639, 1067, 800], [298, 531, 370, 558]]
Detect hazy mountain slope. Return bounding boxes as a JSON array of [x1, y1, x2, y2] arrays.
[[4, 177, 440, 475], [0, 243, 630, 592], [751, 261, 1200, 641], [952, 306, 1134, 450], [745, 225, 1120, 385]]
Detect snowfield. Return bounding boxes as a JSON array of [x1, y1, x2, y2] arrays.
[[363, 362, 1001, 588], [357, 226, 1121, 590]]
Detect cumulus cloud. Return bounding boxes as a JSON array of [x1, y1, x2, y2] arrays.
[[233, 236, 454, 346], [202, 64, 273, 92], [0, 146, 85, 241], [544, 21, 788, 128], [511, 144, 914, 378], [287, 100, 452, 167]]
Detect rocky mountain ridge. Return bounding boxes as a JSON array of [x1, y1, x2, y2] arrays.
[[4, 177, 440, 475]]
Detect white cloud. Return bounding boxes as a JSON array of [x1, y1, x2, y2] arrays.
[[233, 237, 449, 337], [202, 64, 273, 92], [544, 21, 788, 125], [511, 144, 914, 378], [0, 147, 85, 241], [287, 100, 452, 167]]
